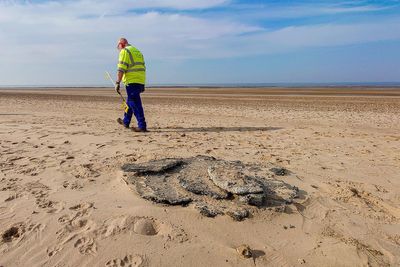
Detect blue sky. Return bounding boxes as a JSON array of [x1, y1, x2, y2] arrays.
[[0, 0, 399, 86]]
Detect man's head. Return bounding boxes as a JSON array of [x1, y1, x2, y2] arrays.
[[117, 38, 128, 50]]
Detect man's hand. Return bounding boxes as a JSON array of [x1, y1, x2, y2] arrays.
[[115, 81, 121, 94]]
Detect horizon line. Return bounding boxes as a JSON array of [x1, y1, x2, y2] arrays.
[[1, 82, 400, 89]]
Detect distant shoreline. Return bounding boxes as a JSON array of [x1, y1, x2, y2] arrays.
[[2, 87, 400, 97], [1, 82, 400, 90], [1, 85, 400, 90]]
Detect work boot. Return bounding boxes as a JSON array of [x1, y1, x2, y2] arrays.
[[131, 127, 148, 132], [117, 118, 129, 128]]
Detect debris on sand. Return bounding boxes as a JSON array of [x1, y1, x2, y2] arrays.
[[122, 156, 299, 220], [226, 209, 250, 221], [121, 158, 184, 175], [133, 173, 192, 205], [208, 162, 264, 195], [270, 167, 290, 176], [236, 244, 252, 258], [178, 158, 229, 199], [195, 202, 223, 218], [2, 226, 20, 242]]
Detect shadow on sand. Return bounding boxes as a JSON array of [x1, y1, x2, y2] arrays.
[[152, 126, 282, 133]]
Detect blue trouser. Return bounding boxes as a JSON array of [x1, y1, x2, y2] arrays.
[[123, 83, 147, 129]]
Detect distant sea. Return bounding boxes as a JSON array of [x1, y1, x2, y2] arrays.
[[1, 82, 400, 88], [149, 82, 400, 88]]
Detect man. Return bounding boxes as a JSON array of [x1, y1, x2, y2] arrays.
[[115, 37, 147, 132]]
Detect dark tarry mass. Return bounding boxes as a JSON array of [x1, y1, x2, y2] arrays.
[[121, 155, 299, 221]]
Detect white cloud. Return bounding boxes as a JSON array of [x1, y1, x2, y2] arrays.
[[229, 1, 398, 20], [0, 0, 230, 17], [0, 1, 259, 61], [0, 0, 399, 85], [262, 21, 400, 48]]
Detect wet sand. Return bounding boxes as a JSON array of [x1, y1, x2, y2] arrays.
[[1, 87, 399, 266]]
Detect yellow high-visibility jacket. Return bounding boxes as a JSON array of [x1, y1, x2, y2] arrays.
[[117, 45, 146, 85]]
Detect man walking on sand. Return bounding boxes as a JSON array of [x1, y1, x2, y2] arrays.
[[115, 38, 147, 132]]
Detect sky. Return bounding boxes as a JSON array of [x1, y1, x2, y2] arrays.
[[0, 0, 399, 86]]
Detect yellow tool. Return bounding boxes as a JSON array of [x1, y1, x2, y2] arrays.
[[105, 71, 129, 113]]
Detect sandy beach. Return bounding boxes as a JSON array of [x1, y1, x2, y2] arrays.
[[1, 87, 400, 267]]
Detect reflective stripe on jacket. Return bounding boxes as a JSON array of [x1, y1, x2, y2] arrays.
[[117, 45, 146, 85]]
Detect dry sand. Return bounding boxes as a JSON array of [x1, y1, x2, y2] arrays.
[[0, 87, 399, 267]]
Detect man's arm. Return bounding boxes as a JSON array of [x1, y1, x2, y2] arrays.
[[115, 49, 129, 93], [114, 71, 124, 94], [116, 71, 123, 83], [116, 49, 128, 83]]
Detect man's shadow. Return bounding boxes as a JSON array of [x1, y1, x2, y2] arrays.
[[151, 126, 282, 133]]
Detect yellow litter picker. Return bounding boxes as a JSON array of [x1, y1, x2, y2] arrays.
[[105, 71, 129, 113]]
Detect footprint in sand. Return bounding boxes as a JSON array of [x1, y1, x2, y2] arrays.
[[74, 236, 97, 255], [1, 177, 23, 195], [61, 218, 96, 236], [321, 226, 389, 267], [68, 202, 94, 217], [2, 221, 44, 247], [25, 181, 64, 213], [69, 202, 94, 211], [99, 215, 188, 245], [62, 180, 83, 190], [70, 163, 101, 179], [105, 254, 146, 267], [47, 246, 62, 257], [47, 201, 65, 214], [99, 216, 160, 238], [50, 218, 97, 257], [57, 202, 94, 226], [58, 214, 73, 224], [327, 180, 400, 222], [51, 202, 97, 254]]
